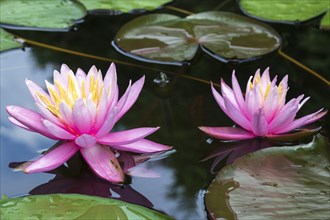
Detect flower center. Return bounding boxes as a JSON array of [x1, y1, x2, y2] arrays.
[[37, 73, 103, 118]]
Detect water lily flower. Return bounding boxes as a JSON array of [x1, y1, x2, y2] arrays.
[[199, 68, 327, 141], [6, 63, 171, 183]]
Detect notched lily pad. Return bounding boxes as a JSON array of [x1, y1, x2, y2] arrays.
[[239, 0, 329, 27], [78, 0, 172, 14], [0, 28, 23, 52], [113, 11, 281, 65], [0, 0, 86, 30], [0, 194, 173, 219], [205, 135, 330, 220]]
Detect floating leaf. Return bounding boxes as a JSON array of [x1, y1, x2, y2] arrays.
[[78, 0, 171, 14], [239, 0, 329, 25], [0, 194, 173, 219], [205, 135, 330, 219], [0, 28, 22, 52], [321, 11, 330, 30], [114, 12, 281, 65], [0, 0, 86, 30]]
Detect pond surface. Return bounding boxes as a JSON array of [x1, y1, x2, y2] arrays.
[[1, 1, 329, 219]]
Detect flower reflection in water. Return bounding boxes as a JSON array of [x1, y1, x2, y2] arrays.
[[201, 127, 320, 174], [9, 147, 165, 208]]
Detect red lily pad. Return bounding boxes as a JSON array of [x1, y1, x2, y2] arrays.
[[113, 11, 281, 65]]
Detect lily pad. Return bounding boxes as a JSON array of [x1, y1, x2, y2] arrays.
[[239, 0, 329, 25], [205, 135, 330, 219], [0, 0, 86, 30], [78, 0, 171, 14], [0, 193, 173, 219], [0, 28, 22, 52], [321, 11, 330, 30], [113, 11, 281, 65]]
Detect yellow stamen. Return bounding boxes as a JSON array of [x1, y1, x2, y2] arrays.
[[37, 93, 60, 116]]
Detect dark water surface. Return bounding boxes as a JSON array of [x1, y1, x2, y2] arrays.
[[1, 1, 329, 219]]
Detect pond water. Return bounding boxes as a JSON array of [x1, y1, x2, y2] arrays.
[[1, 1, 329, 219]]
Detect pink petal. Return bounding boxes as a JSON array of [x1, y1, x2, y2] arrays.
[[98, 127, 160, 146], [251, 108, 268, 136], [8, 117, 32, 131], [6, 106, 57, 139], [220, 78, 239, 109], [36, 103, 62, 127], [268, 97, 301, 132], [25, 79, 49, 103], [24, 141, 79, 173], [80, 144, 124, 183], [42, 119, 76, 140], [58, 102, 77, 130], [231, 72, 246, 114], [103, 63, 117, 96], [211, 83, 226, 111], [111, 139, 172, 153], [75, 134, 97, 148], [72, 99, 93, 134], [223, 95, 251, 131], [199, 126, 255, 140], [115, 76, 145, 122], [263, 86, 279, 122], [276, 109, 327, 134], [94, 91, 109, 131], [245, 85, 261, 120], [95, 109, 117, 138]]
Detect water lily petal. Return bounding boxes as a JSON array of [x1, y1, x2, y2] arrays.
[[111, 139, 172, 153], [6, 106, 57, 139], [251, 108, 268, 136], [24, 141, 79, 173], [58, 102, 77, 130], [103, 63, 117, 101], [98, 127, 160, 146], [42, 119, 76, 140], [268, 97, 301, 132], [263, 86, 279, 122], [245, 85, 261, 120], [221, 78, 238, 109], [115, 76, 145, 122], [36, 103, 62, 127], [211, 83, 226, 111], [95, 109, 117, 138], [8, 117, 32, 131], [80, 144, 124, 183], [199, 126, 255, 140], [231, 72, 246, 114], [72, 99, 93, 134], [75, 134, 97, 148], [25, 79, 49, 103], [223, 95, 251, 131], [276, 109, 327, 134]]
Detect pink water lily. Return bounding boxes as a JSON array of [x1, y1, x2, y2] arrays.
[[6, 63, 171, 183], [199, 68, 327, 140]]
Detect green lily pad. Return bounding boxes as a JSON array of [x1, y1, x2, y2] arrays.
[[0, 0, 86, 30], [321, 11, 330, 30], [113, 11, 281, 65], [78, 0, 171, 13], [0, 193, 173, 219], [0, 28, 22, 52], [205, 135, 330, 219], [239, 0, 329, 25]]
